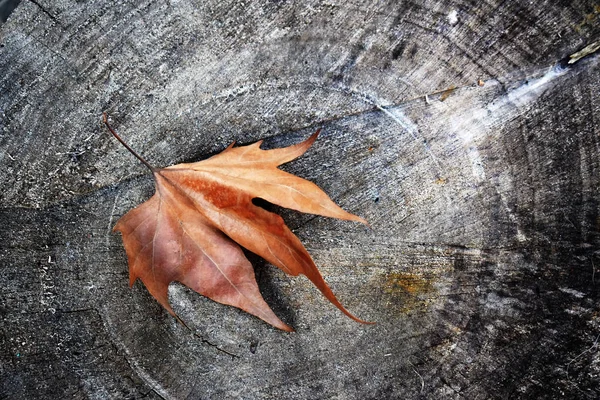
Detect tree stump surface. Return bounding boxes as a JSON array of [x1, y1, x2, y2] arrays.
[[1, 1, 599, 399]]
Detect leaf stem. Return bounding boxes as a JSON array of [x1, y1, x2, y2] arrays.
[[102, 112, 156, 172]]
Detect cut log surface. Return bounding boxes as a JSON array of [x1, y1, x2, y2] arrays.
[[1, 1, 599, 399]]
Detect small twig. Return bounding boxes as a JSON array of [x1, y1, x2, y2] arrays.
[[56, 151, 86, 156], [102, 112, 156, 172], [566, 333, 600, 374], [409, 361, 425, 393]]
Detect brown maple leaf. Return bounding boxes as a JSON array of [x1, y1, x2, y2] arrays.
[[104, 113, 370, 331]]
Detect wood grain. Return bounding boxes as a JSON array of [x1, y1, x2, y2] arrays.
[[1, 1, 599, 398]]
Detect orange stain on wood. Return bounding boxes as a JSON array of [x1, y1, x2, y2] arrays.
[[383, 272, 437, 313], [440, 85, 457, 101]]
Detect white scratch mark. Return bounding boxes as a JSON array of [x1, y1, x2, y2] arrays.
[[106, 193, 120, 246], [450, 65, 568, 184], [559, 287, 586, 298], [443, 64, 569, 240], [383, 106, 444, 171], [359, 93, 443, 173], [489, 65, 568, 115]]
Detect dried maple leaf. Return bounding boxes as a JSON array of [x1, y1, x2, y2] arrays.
[[104, 113, 370, 331]]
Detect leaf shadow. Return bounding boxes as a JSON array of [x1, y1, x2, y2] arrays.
[[246, 250, 298, 330]]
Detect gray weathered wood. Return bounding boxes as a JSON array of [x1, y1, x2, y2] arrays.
[[1, 1, 599, 398]]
